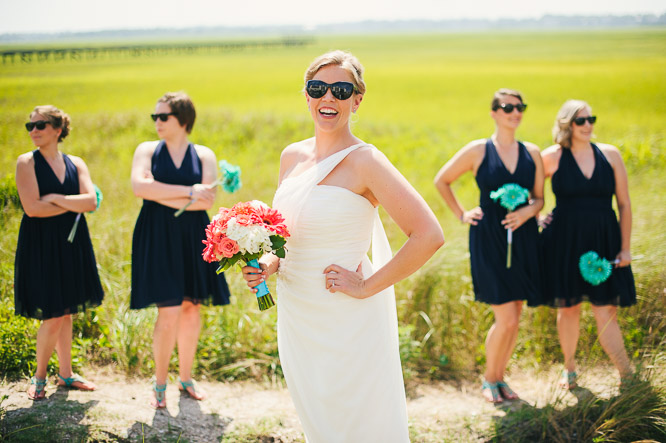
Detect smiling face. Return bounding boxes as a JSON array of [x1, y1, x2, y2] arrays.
[[154, 102, 186, 139], [491, 94, 524, 130], [570, 106, 594, 143], [306, 65, 363, 135], [28, 113, 61, 148]]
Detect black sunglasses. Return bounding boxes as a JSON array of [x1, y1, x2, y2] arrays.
[[150, 112, 178, 122], [25, 120, 50, 131], [573, 116, 597, 126], [306, 80, 356, 100], [494, 103, 528, 113]]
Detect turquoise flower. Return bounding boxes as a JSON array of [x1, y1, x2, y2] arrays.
[[68, 184, 102, 243], [579, 251, 612, 286], [219, 160, 242, 193], [490, 183, 529, 211]]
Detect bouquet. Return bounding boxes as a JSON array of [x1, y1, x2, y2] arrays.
[[490, 183, 530, 268], [202, 200, 290, 311], [67, 184, 102, 243], [174, 160, 242, 217], [579, 251, 617, 286]]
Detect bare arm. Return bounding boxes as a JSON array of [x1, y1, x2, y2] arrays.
[[601, 144, 632, 266], [130, 141, 215, 208], [41, 155, 97, 213], [434, 140, 485, 225], [15, 153, 69, 218], [325, 148, 445, 299]]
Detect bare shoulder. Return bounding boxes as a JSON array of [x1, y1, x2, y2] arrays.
[[135, 140, 160, 156], [16, 151, 35, 167], [541, 144, 563, 159], [522, 141, 541, 155], [347, 144, 388, 169], [463, 138, 487, 154], [280, 138, 313, 164], [596, 142, 624, 166], [66, 154, 88, 169], [192, 143, 216, 162]]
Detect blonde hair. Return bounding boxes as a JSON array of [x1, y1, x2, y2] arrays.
[[304, 50, 366, 95], [30, 105, 71, 142], [552, 100, 591, 148]]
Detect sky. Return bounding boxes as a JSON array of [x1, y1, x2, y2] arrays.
[[0, 0, 664, 34]]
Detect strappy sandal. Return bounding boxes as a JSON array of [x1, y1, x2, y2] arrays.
[[559, 370, 577, 390], [57, 373, 96, 391], [151, 382, 167, 409], [481, 380, 503, 403], [497, 380, 519, 400], [177, 377, 207, 401], [28, 376, 47, 400]]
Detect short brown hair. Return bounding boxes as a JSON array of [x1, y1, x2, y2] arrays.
[[304, 50, 366, 95], [30, 105, 71, 142], [491, 88, 524, 111], [552, 100, 591, 148], [157, 91, 196, 134]]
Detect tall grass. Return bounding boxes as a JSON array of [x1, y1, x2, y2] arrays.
[[0, 31, 664, 385]]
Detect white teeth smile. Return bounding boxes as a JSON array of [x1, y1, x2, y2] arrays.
[[319, 108, 338, 115]]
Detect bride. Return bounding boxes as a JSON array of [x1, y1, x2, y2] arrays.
[[242, 50, 444, 442]]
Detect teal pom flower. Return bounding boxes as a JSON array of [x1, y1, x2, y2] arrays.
[[93, 184, 103, 211], [579, 251, 613, 286], [490, 183, 530, 211], [219, 160, 242, 193], [68, 184, 102, 243]]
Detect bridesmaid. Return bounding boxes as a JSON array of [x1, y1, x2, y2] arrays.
[[541, 100, 635, 389], [15, 105, 103, 399], [130, 92, 230, 408], [434, 89, 544, 402]]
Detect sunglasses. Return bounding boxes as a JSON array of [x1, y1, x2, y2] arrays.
[[572, 116, 597, 126], [150, 112, 178, 122], [494, 103, 528, 113], [306, 80, 357, 100], [25, 120, 50, 132]]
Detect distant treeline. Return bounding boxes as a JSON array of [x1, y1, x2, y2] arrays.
[[0, 37, 313, 64], [1, 14, 665, 45]]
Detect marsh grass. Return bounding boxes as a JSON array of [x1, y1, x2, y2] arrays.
[[0, 31, 664, 399]]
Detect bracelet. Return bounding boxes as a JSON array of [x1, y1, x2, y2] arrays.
[[459, 212, 465, 223], [189, 187, 193, 198]]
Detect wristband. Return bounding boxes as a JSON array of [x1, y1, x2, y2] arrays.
[[189, 187, 193, 198]]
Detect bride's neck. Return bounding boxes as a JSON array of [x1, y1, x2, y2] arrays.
[[313, 130, 358, 160]]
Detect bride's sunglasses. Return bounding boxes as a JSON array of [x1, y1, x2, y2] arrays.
[[150, 112, 178, 122], [25, 120, 50, 131], [493, 103, 528, 113], [306, 80, 357, 100], [573, 116, 597, 126]]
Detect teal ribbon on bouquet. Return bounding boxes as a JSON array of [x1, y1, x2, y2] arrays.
[[174, 160, 242, 217], [490, 183, 530, 268], [247, 258, 275, 311], [67, 184, 102, 243]]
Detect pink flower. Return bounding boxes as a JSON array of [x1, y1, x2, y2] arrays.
[[217, 236, 240, 258]]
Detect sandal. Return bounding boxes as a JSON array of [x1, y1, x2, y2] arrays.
[[57, 373, 96, 391], [559, 370, 577, 390], [27, 376, 47, 400], [177, 377, 207, 401], [151, 382, 167, 409], [497, 380, 519, 400], [481, 380, 503, 403]]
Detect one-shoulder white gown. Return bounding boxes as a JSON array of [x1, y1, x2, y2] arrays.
[[273, 143, 410, 442]]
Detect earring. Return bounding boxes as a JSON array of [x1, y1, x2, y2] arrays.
[[350, 113, 359, 124]]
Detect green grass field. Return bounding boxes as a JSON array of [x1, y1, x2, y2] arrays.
[[1, 30, 665, 384]]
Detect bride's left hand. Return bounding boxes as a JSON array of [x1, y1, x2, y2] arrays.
[[323, 263, 368, 298]]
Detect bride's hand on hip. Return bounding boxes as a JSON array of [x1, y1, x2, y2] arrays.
[[242, 263, 267, 293], [323, 263, 368, 298]]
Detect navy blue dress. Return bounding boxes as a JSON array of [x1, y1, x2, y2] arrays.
[[540, 144, 636, 307], [14, 150, 104, 320], [469, 139, 541, 306], [130, 141, 230, 309]]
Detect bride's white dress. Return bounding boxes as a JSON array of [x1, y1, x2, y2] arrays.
[[273, 143, 410, 442]]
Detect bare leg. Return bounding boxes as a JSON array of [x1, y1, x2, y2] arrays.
[[177, 301, 205, 400], [152, 305, 181, 407], [498, 301, 523, 379], [590, 305, 633, 378], [54, 315, 95, 390], [483, 302, 521, 401], [557, 304, 581, 373], [28, 316, 66, 398]]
